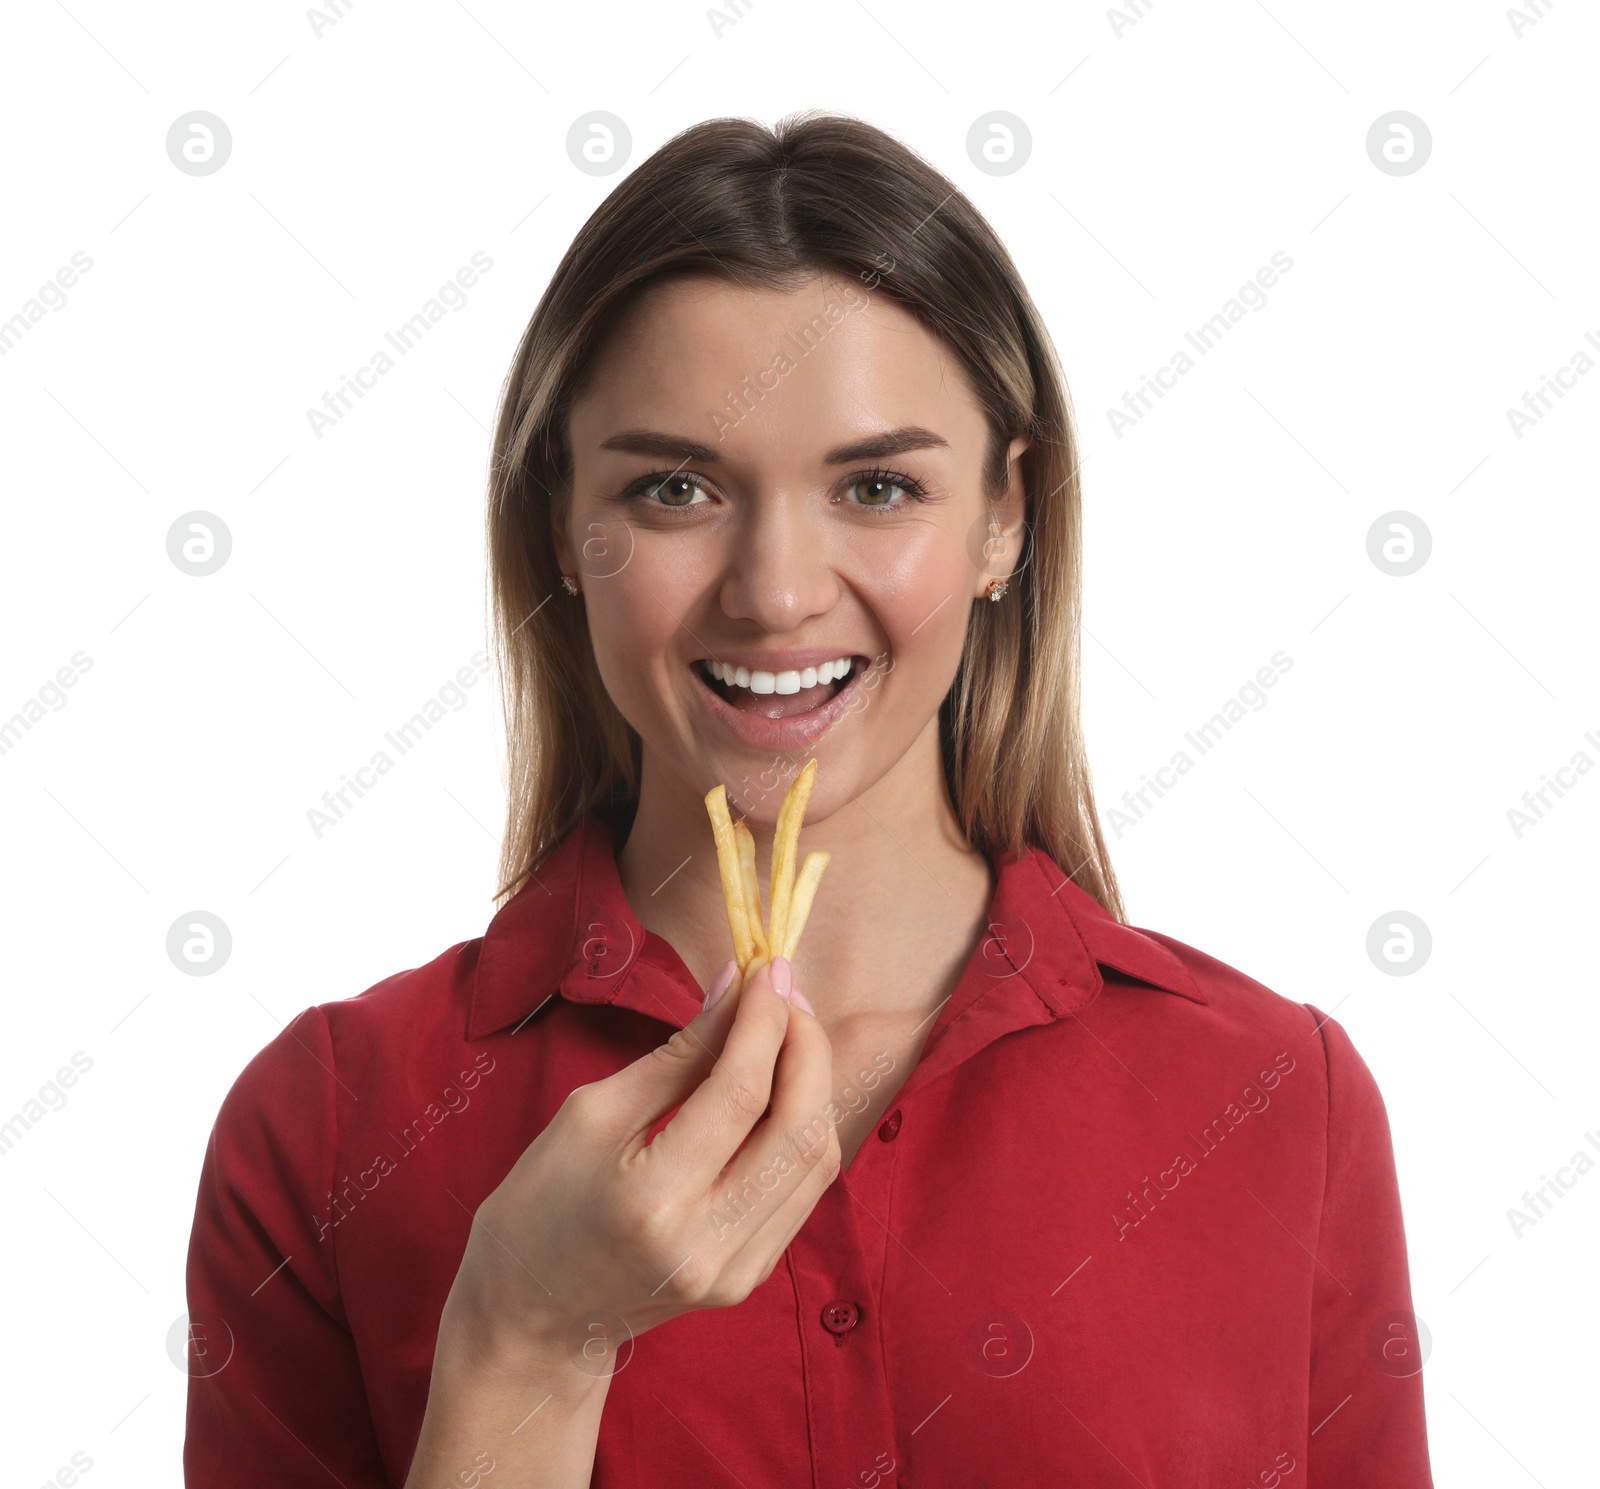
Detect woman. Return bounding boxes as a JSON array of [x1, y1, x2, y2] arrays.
[[184, 114, 1433, 1487]]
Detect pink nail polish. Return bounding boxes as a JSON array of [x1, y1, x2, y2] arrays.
[[703, 959, 738, 1011], [789, 987, 816, 1016], [770, 955, 793, 1000]]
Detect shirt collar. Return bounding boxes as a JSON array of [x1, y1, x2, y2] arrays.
[[467, 813, 1204, 1042]]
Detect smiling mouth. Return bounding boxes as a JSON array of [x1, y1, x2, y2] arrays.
[[697, 656, 863, 719]]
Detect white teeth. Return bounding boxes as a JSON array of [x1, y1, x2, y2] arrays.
[[708, 658, 857, 694]]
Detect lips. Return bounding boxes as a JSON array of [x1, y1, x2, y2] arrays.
[[692, 652, 874, 751]]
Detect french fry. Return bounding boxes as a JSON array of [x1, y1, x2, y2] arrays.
[[781, 851, 830, 960], [767, 759, 818, 955], [703, 759, 826, 996], [740, 951, 770, 992], [734, 821, 768, 960], [703, 784, 754, 968]]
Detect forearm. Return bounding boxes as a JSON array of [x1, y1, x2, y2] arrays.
[[404, 1303, 611, 1489]]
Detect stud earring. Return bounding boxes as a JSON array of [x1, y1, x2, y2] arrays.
[[985, 578, 1008, 602], [560, 574, 580, 596]]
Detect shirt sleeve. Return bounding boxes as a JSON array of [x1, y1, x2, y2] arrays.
[[183, 1006, 392, 1487], [1302, 1005, 1434, 1488]]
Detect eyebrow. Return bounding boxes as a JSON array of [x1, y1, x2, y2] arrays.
[[823, 426, 950, 464], [598, 429, 719, 462], [596, 425, 951, 465]]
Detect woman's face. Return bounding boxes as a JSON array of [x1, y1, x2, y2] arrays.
[[561, 271, 1026, 826]]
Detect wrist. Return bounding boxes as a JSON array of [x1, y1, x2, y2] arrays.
[[434, 1291, 613, 1403]]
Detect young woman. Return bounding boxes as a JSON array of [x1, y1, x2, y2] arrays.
[[184, 114, 1434, 1487]]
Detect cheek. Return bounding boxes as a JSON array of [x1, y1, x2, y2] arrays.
[[581, 565, 682, 713], [863, 531, 975, 659]]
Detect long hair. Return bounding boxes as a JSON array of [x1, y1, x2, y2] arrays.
[[486, 111, 1127, 922]]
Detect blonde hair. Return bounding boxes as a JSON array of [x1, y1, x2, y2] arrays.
[[486, 112, 1127, 922]]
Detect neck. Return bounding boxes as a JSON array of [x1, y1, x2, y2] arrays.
[[616, 721, 994, 1023]]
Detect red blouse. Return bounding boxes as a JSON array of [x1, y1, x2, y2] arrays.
[[183, 815, 1434, 1487]]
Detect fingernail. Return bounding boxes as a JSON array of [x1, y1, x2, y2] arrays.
[[703, 959, 738, 1011], [770, 955, 793, 1000], [788, 987, 816, 1016]]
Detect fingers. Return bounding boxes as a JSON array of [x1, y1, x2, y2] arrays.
[[701, 1027, 843, 1293], [608, 957, 786, 1156], [724, 1141, 842, 1295], [707, 978, 838, 1221], [642, 959, 831, 1197]]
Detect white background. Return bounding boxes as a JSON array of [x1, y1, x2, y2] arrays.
[[1, 0, 1595, 1483]]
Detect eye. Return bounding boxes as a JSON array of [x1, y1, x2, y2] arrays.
[[633, 473, 710, 508], [839, 467, 926, 509], [847, 477, 903, 506]]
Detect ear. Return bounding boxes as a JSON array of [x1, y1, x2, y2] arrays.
[[550, 489, 577, 581], [972, 435, 1031, 597]]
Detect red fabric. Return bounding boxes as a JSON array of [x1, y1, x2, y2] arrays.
[[184, 815, 1433, 1486]]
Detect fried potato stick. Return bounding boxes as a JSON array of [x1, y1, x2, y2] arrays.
[[703, 784, 754, 968], [734, 821, 768, 961], [781, 851, 830, 961], [767, 759, 818, 955]]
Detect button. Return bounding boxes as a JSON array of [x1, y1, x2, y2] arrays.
[[820, 1300, 860, 1335], [877, 1109, 902, 1142], [575, 916, 635, 981]]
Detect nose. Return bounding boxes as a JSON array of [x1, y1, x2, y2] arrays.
[[717, 493, 840, 633]]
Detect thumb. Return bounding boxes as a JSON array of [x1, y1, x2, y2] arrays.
[[625, 959, 748, 1144]]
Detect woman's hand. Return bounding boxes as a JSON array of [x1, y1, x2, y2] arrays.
[[440, 954, 840, 1380]]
